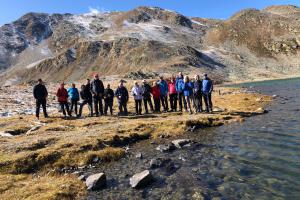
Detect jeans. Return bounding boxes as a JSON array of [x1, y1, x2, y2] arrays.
[[203, 92, 213, 112], [178, 92, 187, 111], [185, 95, 194, 113], [93, 95, 103, 116], [135, 99, 142, 114], [70, 99, 78, 115], [193, 93, 203, 112], [169, 93, 177, 111], [59, 102, 70, 116], [36, 99, 48, 118], [78, 100, 93, 117], [143, 97, 154, 113], [118, 101, 128, 115], [153, 98, 161, 112], [160, 95, 168, 111]]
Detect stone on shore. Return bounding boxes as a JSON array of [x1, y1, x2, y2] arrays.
[[171, 139, 191, 148], [130, 170, 153, 189], [85, 173, 106, 190]]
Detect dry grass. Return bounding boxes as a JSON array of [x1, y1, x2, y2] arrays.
[[0, 174, 86, 200], [0, 86, 271, 199]]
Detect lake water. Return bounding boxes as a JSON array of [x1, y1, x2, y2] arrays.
[[88, 78, 300, 200]]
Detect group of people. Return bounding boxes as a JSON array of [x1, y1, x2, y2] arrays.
[[33, 72, 213, 119]]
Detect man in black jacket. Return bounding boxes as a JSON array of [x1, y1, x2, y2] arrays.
[[193, 75, 203, 113], [78, 79, 93, 117], [33, 79, 48, 119], [103, 84, 114, 116], [142, 80, 154, 114], [115, 81, 129, 116], [90, 74, 104, 117]]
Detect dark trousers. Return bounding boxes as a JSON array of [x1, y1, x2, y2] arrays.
[[93, 95, 103, 116], [59, 102, 70, 116], [118, 101, 128, 115], [169, 93, 177, 111], [203, 93, 213, 112], [135, 99, 142, 114], [78, 100, 93, 117], [36, 99, 48, 118], [153, 98, 161, 112], [178, 92, 187, 111], [104, 100, 113, 115], [194, 93, 203, 112], [160, 95, 168, 111], [143, 97, 153, 113], [70, 99, 78, 115]]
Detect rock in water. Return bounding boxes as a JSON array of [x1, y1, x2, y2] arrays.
[[130, 170, 153, 189], [171, 139, 191, 148], [155, 144, 176, 152], [85, 173, 106, 190]]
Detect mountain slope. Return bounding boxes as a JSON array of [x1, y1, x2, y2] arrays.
[[0, 5, 299, 85]]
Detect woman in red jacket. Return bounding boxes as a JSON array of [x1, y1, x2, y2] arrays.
[[151, 81, 161, 113], [168, 76, 177, 112], [56, 82, 71, 118]]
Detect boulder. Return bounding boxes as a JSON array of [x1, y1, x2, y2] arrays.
[[130, 170, 153, 189], [171, 139, 191, 148], [85, 173, 106, 190], [78, 174, 87, 181]]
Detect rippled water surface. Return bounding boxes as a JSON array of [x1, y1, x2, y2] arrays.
[[88, 78, 300, 200]]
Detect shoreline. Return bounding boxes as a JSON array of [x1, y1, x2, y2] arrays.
[[222, 75, 300, 86], [0, 86, 272, 199]]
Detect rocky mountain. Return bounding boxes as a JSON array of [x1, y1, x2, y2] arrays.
[[0, 5, 299, 85]]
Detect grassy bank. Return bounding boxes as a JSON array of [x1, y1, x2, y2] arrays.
[[0, 87, 272, 199]]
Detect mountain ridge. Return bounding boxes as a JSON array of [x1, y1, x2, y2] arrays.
[[0, 5, 299, 85]]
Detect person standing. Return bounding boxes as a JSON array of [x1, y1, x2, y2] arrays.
[[103, 84, 114, 116], [142, 80, 154, 114], [132, 81, 143, 115], [183, 76, 194, 114], [33, 79, 48, 120], [202, 74, 214, 112], [176, 72, 187, 112], [168, 76, 177, 112], [151, 81, 161, 113], [115, 81, 129, 116], [193, 75, 203, 113], [78, 81, 93, 117], [68, 83, 80, 116], [56, 82, 71, 118], [158, 76, 169, 112], [91, 74, 104, 117]]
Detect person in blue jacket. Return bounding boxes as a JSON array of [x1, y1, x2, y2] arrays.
[[158, 76, 169, 112], [182, 75, 194, 114], [68, 83, 80, 116], [202, 73, 214, 112], [175, 72, 187, 112]]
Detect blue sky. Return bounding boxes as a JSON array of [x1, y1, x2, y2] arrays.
[[0, 0, 299, 25]]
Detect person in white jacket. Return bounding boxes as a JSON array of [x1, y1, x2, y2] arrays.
[[132, 81, 144, 115]]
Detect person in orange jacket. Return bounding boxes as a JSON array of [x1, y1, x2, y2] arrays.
[[56, 82, 71, 118]]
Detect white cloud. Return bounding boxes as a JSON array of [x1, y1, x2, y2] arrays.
[[88, 6, 109, 14]]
